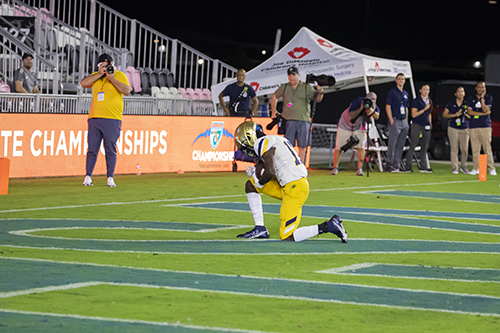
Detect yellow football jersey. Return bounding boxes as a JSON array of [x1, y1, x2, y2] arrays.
[[254, 135, 307, 186]]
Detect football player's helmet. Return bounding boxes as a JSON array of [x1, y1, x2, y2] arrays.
[[234, 121, 265, 157]]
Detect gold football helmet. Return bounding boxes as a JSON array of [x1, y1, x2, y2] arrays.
[[234, 121, 265, 157]]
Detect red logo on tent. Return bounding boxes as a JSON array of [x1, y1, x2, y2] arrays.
[[250, 82, 259, 92], [317, 39, 333, 48], [288, 47, 310, 59], [375, 62, 380, 72]]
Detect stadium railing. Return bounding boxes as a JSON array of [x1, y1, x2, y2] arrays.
[[0, 92, 224, 116]]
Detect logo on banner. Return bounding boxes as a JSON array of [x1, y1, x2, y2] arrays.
[[317, 39, 333, 48], [287, 47, 310, 59], [375, 62, 380, 72], [250, 82, 260, 92], [192, 121, 234, 149]]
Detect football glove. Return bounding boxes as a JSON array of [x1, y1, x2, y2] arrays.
[[252, 173, 263, 188], [246, 166, 255, 177]]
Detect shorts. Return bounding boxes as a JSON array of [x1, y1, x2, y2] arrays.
[[285, 120, 310, 147], [335, 127, 367, 150], [250, 176, 310, 239]]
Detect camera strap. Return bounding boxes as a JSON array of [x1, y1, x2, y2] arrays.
[[230, 85, 249, 113]]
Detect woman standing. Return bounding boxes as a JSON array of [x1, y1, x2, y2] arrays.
[[442, 87, 470, 174], [405, 84, 433, 172]]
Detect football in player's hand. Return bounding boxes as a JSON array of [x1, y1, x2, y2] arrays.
[[255, 162, 265, 180]]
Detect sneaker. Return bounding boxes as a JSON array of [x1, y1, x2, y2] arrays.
[[452, 167, 459, 175], [420, 168, 434, 173], [327, 215, 348, 243], [390, 168, 400, 173], [356, 168, 364, 176], [400, 168, 412, 173], [82, 175, 93, 186], [236, 226, 269, 239], [107, 177, 116, 187], [490, 169, 497, 176], [331, 167, 338, 175], [459, 166, 469, 174], [470, 169, 479, 175]]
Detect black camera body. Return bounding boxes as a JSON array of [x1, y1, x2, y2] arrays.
[[340, 134, 360, 153], [266, 113, 286, 135], [362, 98, 373, 109], [106, 64, 114, 74], [305, 74, 336, 87]]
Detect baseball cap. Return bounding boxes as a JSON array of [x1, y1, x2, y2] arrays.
[[22, 53, 33, 60], [98, 53, 113, 64], [287, 66, 299, 75]]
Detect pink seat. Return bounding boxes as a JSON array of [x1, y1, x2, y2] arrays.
[[202, 88, 211, 95], [194, 88, 203, 94], [199, 92, 211, 100], [126, 66, 141, 93], [177, 87, 186, 94], [191, 92, 201, 100], [0, 82, 11, 93], [185, 88, 195, 94], [182, 92, 193, 99]]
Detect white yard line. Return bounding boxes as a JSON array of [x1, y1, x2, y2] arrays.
[[0, 180, 478, 214]]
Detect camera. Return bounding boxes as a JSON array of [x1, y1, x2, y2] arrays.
[[362, 98, 373, 109], [340, 134, 360, 153], [106, 64, 114, 74], [305, 74, 336, 87], [266, 113, 286, 134]]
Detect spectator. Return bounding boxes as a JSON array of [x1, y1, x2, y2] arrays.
[[233, 121, 347, 242], [331, 92, 380, 176], [80, 53, 132, 187], [385, 73, 410, 172], [406, 84, 433, 173], [467, 81, 496, 176], [442, 87, 470, 174], [270, 66, 324, 162], [13, 53, 40, 94], [218, 69, 258, 117]]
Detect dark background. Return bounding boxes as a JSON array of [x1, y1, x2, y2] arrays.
[[101, 0, 500, 124]]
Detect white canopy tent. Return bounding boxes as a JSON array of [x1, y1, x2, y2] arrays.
[[212, 27, 416, 104]]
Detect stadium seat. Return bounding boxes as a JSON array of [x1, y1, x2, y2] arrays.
[[165, 91, 175, 99], [149, 69, 159, 89], [139, 68, 152, 95], [151, 86, 160, 97], [194, 88, 203, 95], [199, 92, 211, 100], [174, 92, 183, 99], [191, 92, 201, 100], [160, 86, 169, 94], [202, 88, 211, 95], [185, 88, 195, 95], [177, 87, 186, 94]]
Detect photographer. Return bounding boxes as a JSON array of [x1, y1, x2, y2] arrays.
[[270, 66, 324, 162], [80, 53, 131, 187], [331, 92, 379, 176]]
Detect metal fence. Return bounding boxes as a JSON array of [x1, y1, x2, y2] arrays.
[[0, 92, 224, 116], [1, 0, 237, 92]]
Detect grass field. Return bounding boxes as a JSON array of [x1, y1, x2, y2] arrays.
[[1, 163, 499, 332]]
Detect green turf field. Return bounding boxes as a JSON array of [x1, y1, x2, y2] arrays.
[[1, 163, 499, 332]]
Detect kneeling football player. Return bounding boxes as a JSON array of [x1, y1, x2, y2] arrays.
[[234, 121, 348, 242]]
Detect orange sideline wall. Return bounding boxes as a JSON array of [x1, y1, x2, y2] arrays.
[[0, 114, 276, 178]]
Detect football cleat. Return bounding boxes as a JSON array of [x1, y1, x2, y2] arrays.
[[236, 226, 269, 239], [327, 215, 348, 243]]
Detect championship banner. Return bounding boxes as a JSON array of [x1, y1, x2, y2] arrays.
[[0, 114, 276, 178]]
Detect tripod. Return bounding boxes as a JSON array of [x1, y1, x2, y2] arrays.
[[304, 90, 319, 166]]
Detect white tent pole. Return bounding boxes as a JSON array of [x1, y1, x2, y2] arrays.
[[273, 29, 282, 54], [363, 75, 369, 94], [409, 77, 417, 98]]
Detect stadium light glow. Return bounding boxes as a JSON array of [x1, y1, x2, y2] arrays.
[[198, 59, 204, 65], [158, 45, 166, 52], [261, 50, 267, 55], [473, 61, 482, 68]]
